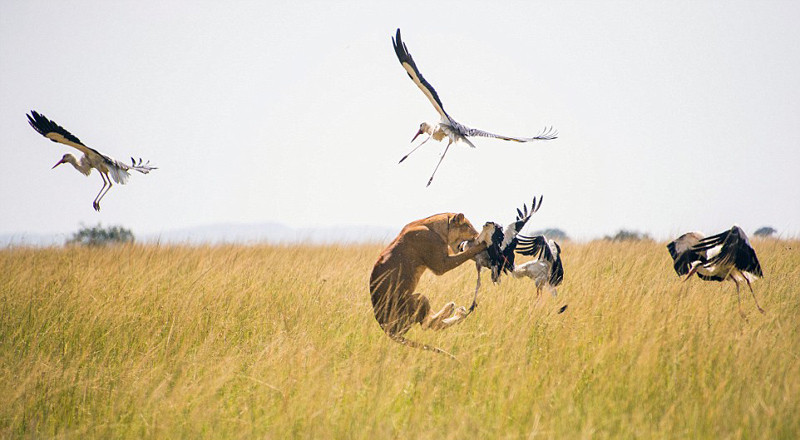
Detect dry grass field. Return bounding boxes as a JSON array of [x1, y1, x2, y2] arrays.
[[1, 239, 798, 438]]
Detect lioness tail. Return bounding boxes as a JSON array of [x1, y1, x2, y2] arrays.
[[389, 334, 457, 360]]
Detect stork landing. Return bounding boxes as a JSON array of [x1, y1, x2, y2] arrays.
[[27, 111, 157, 211]]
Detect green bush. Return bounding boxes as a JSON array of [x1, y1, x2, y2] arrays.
[[754, 226, 777, 238], [603, 229, 651, 242], [530, 228, 569, 241], [67, 224, 134, 247]]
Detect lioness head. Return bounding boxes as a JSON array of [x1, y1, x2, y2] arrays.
[[447, 213, 479, 249]]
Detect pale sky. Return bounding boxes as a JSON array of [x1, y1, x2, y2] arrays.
[[2, 1, 799, 241]]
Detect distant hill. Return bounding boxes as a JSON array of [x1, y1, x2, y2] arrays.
[[0, 232, 70, 247], [146, 222, 396, 245], [1, 222, 397, 247]]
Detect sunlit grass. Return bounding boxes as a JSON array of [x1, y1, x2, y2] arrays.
[[1, 239, 798, 438]]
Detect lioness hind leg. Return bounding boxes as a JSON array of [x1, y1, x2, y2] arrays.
[[440, 306, 468, 327], [407, 293, 468, 331], [422, 300, 456, 330], [425, 303, 469, 330]]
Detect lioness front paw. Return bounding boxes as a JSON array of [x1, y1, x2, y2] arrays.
[[454, 306, 468, 318]]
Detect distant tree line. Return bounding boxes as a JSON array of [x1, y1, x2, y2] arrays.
[[599, 226, 778, 242], [67, 224, 134, 247], [753, 226, 777, 238], [59, 224, 779, 247], [529, 228, 569, 241], [604, 229, 652, 242]]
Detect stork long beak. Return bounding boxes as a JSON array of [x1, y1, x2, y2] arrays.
[[683, 264, 699, 282], [52, 159, 65, 169], [411, 128, 424, 143]]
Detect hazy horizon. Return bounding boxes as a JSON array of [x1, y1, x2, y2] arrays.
[[1, 219, 792, 249]]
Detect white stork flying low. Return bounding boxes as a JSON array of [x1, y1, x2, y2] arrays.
[[391, 28, 558, 186], [27, 111, 156, 211], [513, 235, 564, 297], [667, 225, 765, 318]]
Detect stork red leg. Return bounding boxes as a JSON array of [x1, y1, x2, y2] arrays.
[[732, 279, 747, 320], [426, 140, 453, 187], [93, 173, 114, 211], [468, 263, 481, 314], [399, 134, 431, 164], [93, 173, 109, 211], [745, 278, 766, 314]]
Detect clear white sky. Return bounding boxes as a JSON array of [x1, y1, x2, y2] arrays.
[[1, 1, 798, 241]]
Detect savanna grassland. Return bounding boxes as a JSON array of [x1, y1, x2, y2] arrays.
[[1, 239, 798, 439]]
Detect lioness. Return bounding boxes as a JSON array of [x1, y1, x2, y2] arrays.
[[369, 212, 494, 354]]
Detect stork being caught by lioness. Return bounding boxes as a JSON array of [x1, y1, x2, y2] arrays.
[[458, 196, 542, 312], [27, 111, 156, 211], [391, 29, 557, 186]]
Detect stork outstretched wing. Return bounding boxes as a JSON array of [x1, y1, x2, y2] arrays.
[[462, 125, 559, 142], [666, 231, 706, 276], [549, 243, 564, 286], [483, 196, 544, 280], [392, 28, 451, 122], [501, 195, 543, 250], [516, 234, 548, 258], [27, 110, 102, 160], [691, 226, 762, 278]]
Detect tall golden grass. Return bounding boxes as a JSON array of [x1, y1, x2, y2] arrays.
[[1, 239, 798, 438]]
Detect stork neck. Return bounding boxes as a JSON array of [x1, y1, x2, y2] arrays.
[[66, 154, 92, 176]]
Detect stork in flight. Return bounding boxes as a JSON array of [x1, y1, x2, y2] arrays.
[[392, 28, 558, 186], [27, 111, 156, 211], [667, 225, 765, 318]]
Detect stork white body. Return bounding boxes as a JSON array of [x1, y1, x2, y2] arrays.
[[27, 111, 156, 211], [513, 262, 559, 297], [513, 261, 556, 295], [392, 29, 557, 186], [513, 235, 564, 297]]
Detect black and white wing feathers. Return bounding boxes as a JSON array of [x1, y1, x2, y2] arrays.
[[692, 226, 762, 278], [461, 125, 559, 142], [486, 196, 543, 281], [501, 195, 543, 251], [516, 234, 564, 286], [549, 242, 564, 286], [392, 29, 451, 122], [128, 157, 157, 174], [516, 234, 548, 258], [666, 231, 706, 276], [27, 110, 103, 160]]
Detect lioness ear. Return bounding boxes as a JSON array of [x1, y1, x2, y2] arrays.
[[453, 213, 465, 224]]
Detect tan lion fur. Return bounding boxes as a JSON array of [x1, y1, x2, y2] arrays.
[[369, 213, 493, 354]]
